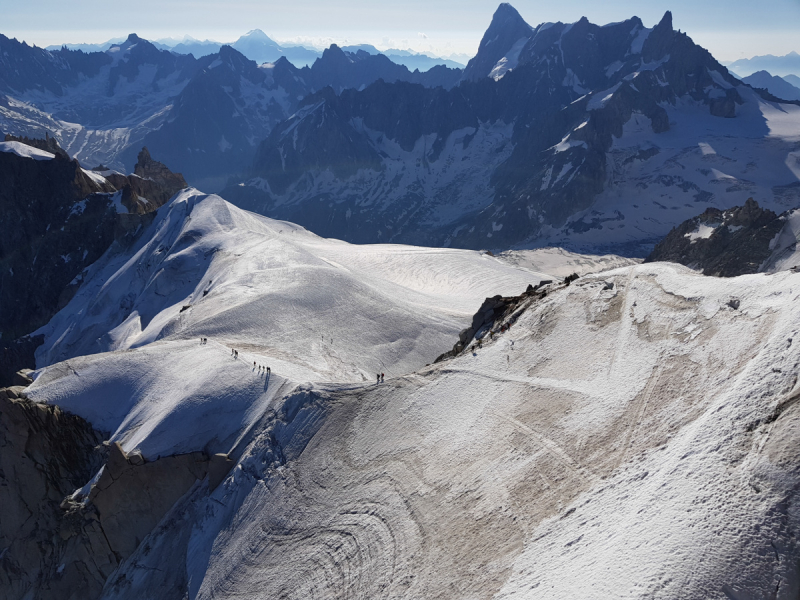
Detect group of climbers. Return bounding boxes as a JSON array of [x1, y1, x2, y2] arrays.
[[254, 362, 271, 375]]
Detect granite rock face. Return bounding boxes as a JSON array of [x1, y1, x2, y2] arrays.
[[103, 147, 188, 213], [0, 144, 116, 344], [645, 198, 785, 276], [0, 389, 109, 600], [0, 385, 233, 600]]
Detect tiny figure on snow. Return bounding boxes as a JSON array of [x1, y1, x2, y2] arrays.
[[381, 373, 385, 383], [377, 374, 380, 384]]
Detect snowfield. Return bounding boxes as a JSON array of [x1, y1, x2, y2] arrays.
[[0, 140, 55, 160], [554, 87, 800, 252], [29, 189, 555, 456], [22, 191, 800, 598]]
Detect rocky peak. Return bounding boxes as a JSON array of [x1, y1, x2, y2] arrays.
[[490, 3, 531, 34], [641, 10, 675, 62], [461, 2, 533, 81], [656, 10, 673, 32], [645, 198, 784, 277], [319, 44, 352, 65], [134, 146, 187, 191], [217, 44, 251, 67]]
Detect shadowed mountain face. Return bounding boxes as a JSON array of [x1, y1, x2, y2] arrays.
[[0, 33, 463, 192], [0, 138, 185, 385], [222, 8, 797, 256], [645, 198, 785, 276], [742, 70, 800, 101]]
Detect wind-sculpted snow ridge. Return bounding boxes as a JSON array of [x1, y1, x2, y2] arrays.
[[27, 189, 549, 456], [25, 252, 800, 598]]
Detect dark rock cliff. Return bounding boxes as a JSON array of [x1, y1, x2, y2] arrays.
[[0, 382, 233, 600], [645, 198, 785, 276], [0, 138, 186, 385]]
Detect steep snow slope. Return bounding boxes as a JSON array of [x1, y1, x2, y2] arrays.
[[35, 189, 546, 376], [36, 261, 799, 599]]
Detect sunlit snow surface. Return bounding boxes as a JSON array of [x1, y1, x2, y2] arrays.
[[0, 140, 55, 160], [60, 260, 798, 599], [28, 189, 549, 455], [23, 190, 800, 598]]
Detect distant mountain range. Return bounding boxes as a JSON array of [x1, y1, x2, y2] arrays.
[[5, 3, 800, 256], [725, 51, 800, 77], [46, 30, 466, 70], [1, 33, 461, 191], [741, 70, 800, 101], [221, 4, 800, 255]]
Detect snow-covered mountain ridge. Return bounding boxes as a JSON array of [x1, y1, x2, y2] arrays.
[[13, 229, 800, 598], [0, 181, 797, 598], [225, 7, 800, 256], [32, 189, 553, 381], [0, 34, 460, 191]]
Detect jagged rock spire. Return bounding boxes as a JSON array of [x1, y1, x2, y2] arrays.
[[462, 3, 533, 81]]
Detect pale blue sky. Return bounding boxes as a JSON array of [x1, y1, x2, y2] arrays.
[[2, 0, 798, 61]]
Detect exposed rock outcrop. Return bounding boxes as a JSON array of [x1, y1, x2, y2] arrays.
[[102, 147, 188, 214], [0, 387, 109, 600], [645, 198, 784, 276], [435, 277, 565, 362], [87, 442, 232, 560], [0, 143, 117, 347], [0, 383, 234, 600], [4, 132, 69, 159], [0, 139, 186, 385]]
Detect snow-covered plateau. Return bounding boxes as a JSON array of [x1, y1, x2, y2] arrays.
[[13, 189, 800, 598]]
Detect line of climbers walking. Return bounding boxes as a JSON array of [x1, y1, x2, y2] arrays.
[[254, 361, 271, 375], [200, 337, 271, 377]]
